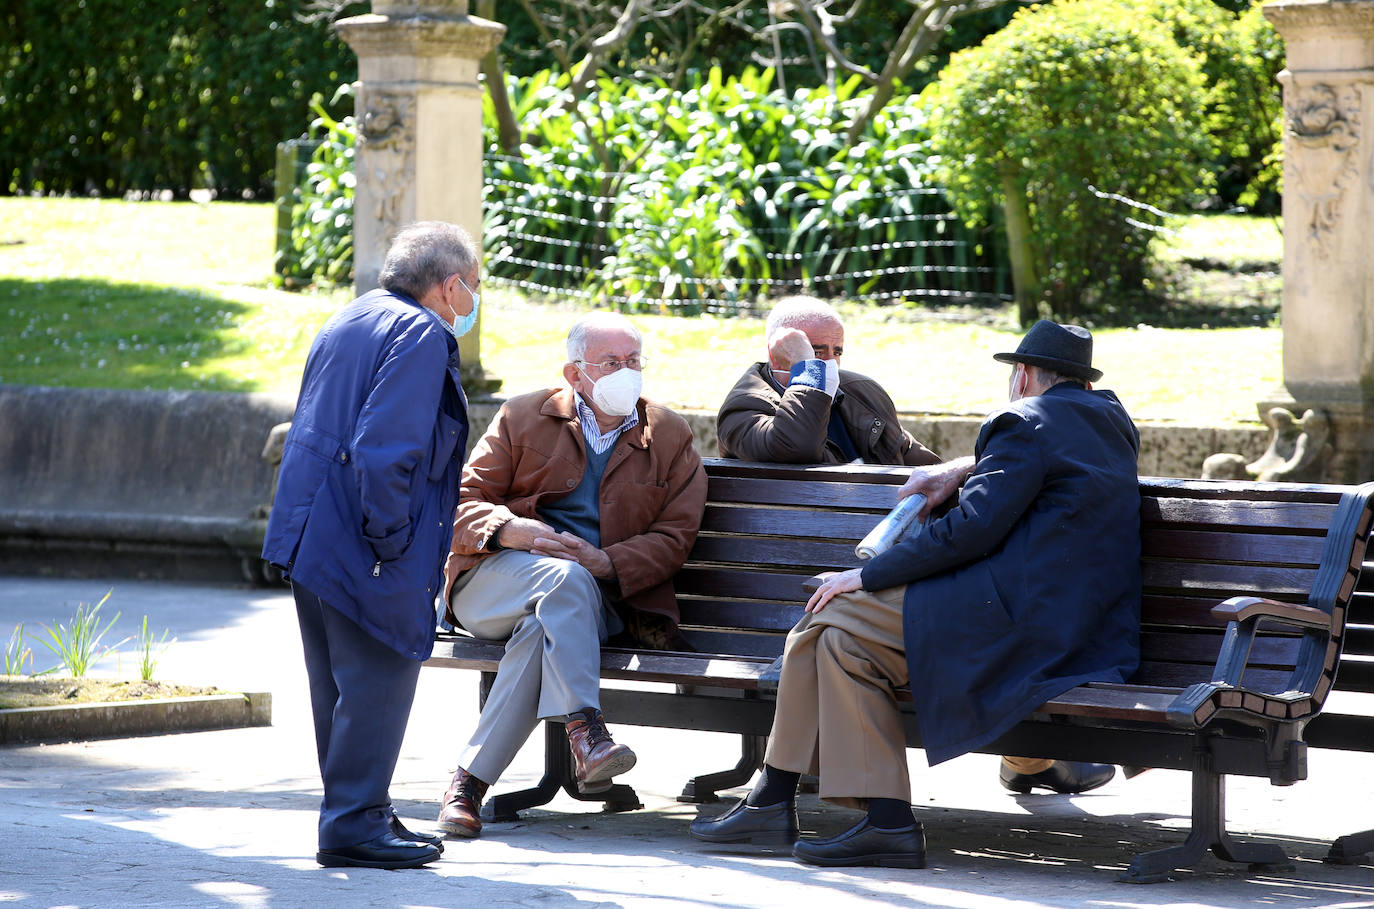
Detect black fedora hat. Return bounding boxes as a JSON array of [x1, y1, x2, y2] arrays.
[[993, 320, 1102, 383]]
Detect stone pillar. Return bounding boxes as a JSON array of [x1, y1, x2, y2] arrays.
[[337, 1, 505, 393], [1262, 0, 1374, 483]]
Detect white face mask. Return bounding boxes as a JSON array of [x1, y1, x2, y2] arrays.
[[583, 365, 642, 416]]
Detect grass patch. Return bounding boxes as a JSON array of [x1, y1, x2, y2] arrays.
[[0, 677, 222, 709], [1, 197, 1280, 425]]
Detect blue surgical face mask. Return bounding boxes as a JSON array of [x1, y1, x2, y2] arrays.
[[451, 275, 480, 338]]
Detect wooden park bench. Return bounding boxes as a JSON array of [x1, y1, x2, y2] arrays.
[[426, 458, 1374, 882]]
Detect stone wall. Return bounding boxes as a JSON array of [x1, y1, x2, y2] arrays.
[[465, 397, 1268, 480]]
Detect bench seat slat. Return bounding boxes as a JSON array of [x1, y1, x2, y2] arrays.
[[428, 636, 776, 689], [1036, 686, 1180, 723]]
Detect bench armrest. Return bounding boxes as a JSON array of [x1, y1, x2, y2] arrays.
[[802, 572, 835, 595], [1168, 594, 1334, 740], [1209, 596, 1331, 631]]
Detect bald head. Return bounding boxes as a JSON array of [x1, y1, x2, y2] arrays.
[[765, 296, 844, 369]]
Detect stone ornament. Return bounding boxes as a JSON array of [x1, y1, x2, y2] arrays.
[[1286, 82, 1361, 256], [357, 90, 416, 248], [1202, 407, 1333, 483]]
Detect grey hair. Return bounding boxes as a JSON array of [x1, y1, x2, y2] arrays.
[[566, 311, 643, 363], [765, 295, 843, 337], [378, 221, 478, 300]]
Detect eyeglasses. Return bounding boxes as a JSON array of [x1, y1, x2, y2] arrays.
[[576, 355, 646, 373]]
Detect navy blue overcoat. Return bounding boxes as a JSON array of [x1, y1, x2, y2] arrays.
[[262, 288, 469, 660], [860, 383, 1141, 765]]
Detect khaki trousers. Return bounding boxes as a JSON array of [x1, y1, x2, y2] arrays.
[[764, 585, 912, 810]]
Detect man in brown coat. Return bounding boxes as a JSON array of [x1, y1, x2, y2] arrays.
[[434, 312, 707, 839], [716, 296, 941, 466]]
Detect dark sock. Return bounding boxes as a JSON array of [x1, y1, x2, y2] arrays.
[[867, 798, 914, 830], [746, 765, 799, 807]]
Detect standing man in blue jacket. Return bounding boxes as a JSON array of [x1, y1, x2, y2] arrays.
[[262, 221, 478, 870], [691, 321, 1141, 869]]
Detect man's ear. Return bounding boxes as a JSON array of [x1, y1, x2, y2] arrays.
[[562, 361, 581, 388]]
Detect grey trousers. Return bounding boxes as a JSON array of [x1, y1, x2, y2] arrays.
[[448, 549, 612, 784]]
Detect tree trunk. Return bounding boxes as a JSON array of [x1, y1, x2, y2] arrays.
[[477, 0, 521, 154], [999, 162, 1040, 326]]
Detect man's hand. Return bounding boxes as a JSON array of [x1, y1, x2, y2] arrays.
[[767, 327, 817, 372], [531, 530, 616, 579], [494, 516, 560, 551], [898, 455, 975, 519], [805, 567, 863, 614]]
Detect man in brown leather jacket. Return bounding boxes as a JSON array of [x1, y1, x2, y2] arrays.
[[716, 296, 941, 466], [434, 312, 707, 840]]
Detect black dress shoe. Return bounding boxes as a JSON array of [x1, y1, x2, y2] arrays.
[[999, 760, 1116, 795], [793, 818, 926, 869], [316, 832, 442, 869], [391, 814, 444, 850], [689, 798, 798, 846]]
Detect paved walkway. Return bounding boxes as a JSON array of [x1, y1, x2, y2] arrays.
[[1, 575, 1372, 908]]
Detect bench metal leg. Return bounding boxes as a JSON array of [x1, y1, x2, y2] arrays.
[[1326, 829, 1374, 864], [1121, 747, 1291, 883], [677, 733, 766, 803], [482, 720, 644, 822]]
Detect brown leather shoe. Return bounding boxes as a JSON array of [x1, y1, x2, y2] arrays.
[[566, 708, 636, 791], [436, 767, 488, 838]]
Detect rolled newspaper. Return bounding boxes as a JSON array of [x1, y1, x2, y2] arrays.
[[855, 493, 927, 560]]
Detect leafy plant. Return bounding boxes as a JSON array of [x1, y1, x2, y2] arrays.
[[37, 591, 128, 679], [4, 624, 38, 676], [136, 615, 176, 682], [279, 89, 357, 289], [927, 0, 1214, 324]]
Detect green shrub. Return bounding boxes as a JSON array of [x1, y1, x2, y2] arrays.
[[479, 67, 1006, 313], [927, 0, 1214, 324], [278, 92, 356, 288], [0, 0, 360, 198]]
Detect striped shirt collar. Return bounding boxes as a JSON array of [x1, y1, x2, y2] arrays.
[[573, 391, 639, 454]]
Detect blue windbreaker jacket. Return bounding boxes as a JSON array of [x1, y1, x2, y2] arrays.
[[262, 288, 469, 659]]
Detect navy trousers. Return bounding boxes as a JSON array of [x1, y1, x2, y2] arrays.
[[293, 583, 422, 850]]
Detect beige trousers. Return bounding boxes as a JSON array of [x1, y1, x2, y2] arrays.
[[764, 585, 1051, 809], [764, 585, 912, 810]]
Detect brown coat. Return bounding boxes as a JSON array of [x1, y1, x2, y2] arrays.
[[716, 362, 942, 466], [445, 387, 706, 624]]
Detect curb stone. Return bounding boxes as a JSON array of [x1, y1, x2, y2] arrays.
[[0, 691, 271, 745]]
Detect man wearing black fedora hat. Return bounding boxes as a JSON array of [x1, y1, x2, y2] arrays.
[[690, 320, 1141, 869]]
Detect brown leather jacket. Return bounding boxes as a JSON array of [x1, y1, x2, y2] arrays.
[[716, 362, 942, 466], [445, 387, 706, 624]]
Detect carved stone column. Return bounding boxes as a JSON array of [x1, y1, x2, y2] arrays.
[[337, 1, 505, 393], [1262, 0, 1374, 482]]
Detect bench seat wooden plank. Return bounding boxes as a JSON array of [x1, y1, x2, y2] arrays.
[[428, 635, 776, 689]]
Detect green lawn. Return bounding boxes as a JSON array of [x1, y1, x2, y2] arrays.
[[0, 197, 1280, 425]]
